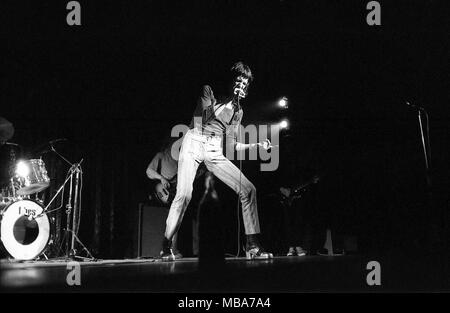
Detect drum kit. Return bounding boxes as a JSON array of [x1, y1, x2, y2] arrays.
[[0, 117, 93, 261]]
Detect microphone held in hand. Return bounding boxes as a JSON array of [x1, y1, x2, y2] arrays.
[[233, 84, 246, 99]]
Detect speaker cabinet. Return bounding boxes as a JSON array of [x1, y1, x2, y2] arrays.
[[137, 204, 168, 258]]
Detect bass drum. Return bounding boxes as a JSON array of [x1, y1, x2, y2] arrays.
[[0, 200, 50, 260]]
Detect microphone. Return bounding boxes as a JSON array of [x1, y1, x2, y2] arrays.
[[232, 87, 243, 108], [406, 101, 425, 111], [233, 87, 242, 98]]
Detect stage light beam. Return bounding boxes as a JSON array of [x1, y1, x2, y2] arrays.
[[278, 97, 288, 108], [279, 120, 289, 129], [16, 161, 30, 177]]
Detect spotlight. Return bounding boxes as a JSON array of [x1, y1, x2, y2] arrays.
[[279, 120, 289, 129], [278, 97, 288, 108], [16, 161, 30, 177]]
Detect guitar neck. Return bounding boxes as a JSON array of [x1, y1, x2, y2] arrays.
[[293, 176, 319, 193]]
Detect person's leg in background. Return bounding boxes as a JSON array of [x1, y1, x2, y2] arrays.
[[282, 200, 297, 256], [290, 197, 307, 256]]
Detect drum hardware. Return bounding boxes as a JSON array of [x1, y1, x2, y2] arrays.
[[36, 139, 94, 260], [35, 156, 94, 261], [49, 139, 72, 166], [10, 177, 16, 198], [0, 138, 95, 261], [32, 138, 69, 160]]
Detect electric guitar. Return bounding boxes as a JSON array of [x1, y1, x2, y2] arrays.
[[149, 164, 208, 206], [279, 175, 320, 206], [152, 176, 177, 206]]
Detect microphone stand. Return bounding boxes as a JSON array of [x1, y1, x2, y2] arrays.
[[407, 102, 432, 193], [410, 103, 437, 251], [416, 107, 432, 195]]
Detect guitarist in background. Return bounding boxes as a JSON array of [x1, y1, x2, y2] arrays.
[[146, 143, 178, 206]]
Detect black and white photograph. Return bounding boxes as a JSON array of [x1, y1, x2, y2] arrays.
[[1, 0, 449, 298]]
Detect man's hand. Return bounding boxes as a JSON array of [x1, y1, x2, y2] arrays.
[[160, 177, 170, 189], [236, 139, 272, 152], [257, 139, 272, 150], [280, 187, 291, 198]]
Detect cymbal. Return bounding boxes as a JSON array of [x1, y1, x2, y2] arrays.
[[0, 117, 14, 144], [32, 142, 53, 156], [32, 138, 67, 156], [3, 142, 20, 147]]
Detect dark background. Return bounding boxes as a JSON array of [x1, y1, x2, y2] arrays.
[[1, 0, 449, 258]]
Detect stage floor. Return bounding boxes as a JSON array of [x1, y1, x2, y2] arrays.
[[1, 255, 448, 292]]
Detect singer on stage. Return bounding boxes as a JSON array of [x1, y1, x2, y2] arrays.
[[160, 62, 273, 260]]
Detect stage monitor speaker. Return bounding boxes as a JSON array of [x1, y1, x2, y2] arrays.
[[137, 204, 168, 258]]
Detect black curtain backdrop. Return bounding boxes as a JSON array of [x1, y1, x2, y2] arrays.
[[1, 0, 449, 258]]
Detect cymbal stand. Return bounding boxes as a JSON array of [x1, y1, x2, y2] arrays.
[[40, 146, 95, 261], [66, 161, 93, 260], [50, 143, 73, 167], [60, 160, 94, 261], [36, 162, 80, 258], [65, 164, 74, 257]]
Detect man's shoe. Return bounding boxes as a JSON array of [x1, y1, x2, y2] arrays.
[[245, 243, 273, 259], [295, 246, 307, 256], [160, 238, 175, 261], [160, 249, 175, 261], [172, 249, 183, 260]]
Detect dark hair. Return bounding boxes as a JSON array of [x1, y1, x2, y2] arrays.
[[230, 61, 253, 83]]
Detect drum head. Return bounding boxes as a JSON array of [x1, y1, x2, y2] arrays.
[[15, 159, 50, 196], [0, 200, 50, 260]]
